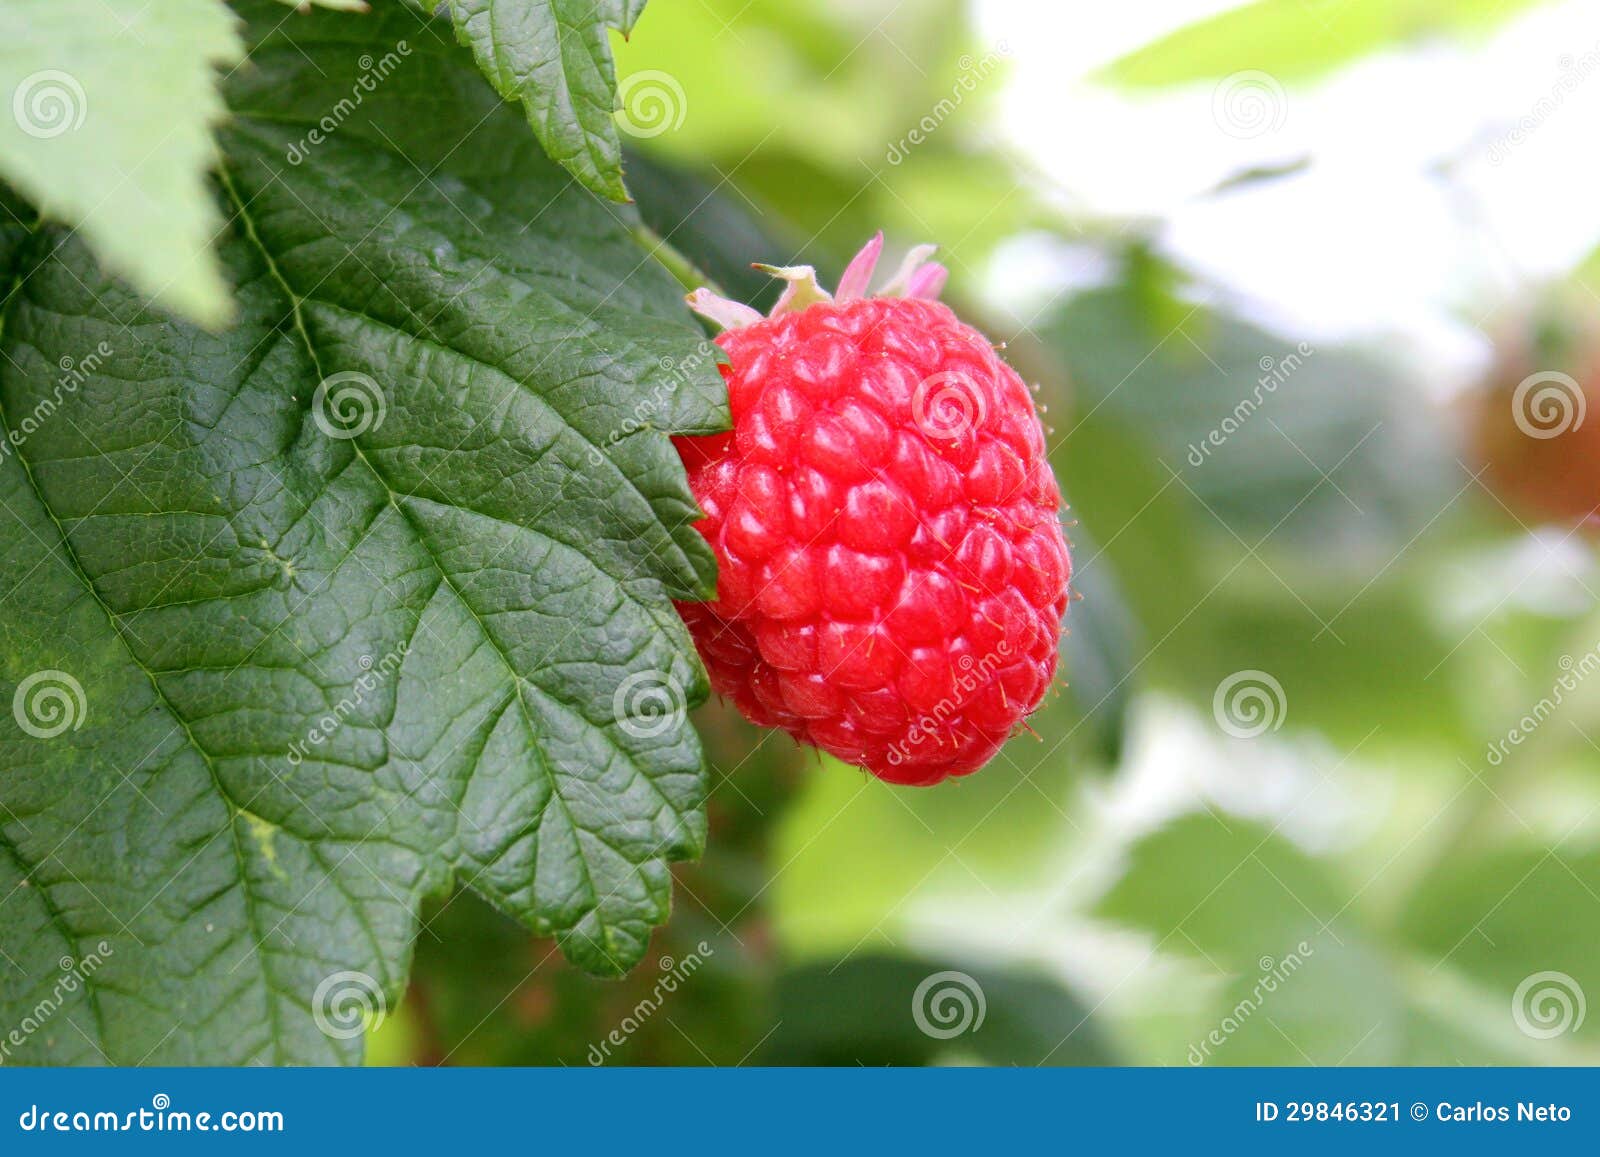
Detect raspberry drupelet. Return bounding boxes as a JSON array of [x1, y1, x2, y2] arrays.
[[673, 233, 1071, 786]]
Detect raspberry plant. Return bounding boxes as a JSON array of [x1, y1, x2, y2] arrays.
[[2, 0, 1587, 1079], [0, 0, 1071, 1065], [0, 1, 725, 1064]]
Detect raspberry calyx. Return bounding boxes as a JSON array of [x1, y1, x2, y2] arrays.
[[674, 234, 1072, 787]]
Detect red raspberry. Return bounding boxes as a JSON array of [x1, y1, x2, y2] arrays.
[[674, 234, 1071, 786]]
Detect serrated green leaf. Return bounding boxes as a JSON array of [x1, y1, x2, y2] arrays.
[[0, 0, 725, 1065], [424, 0, 645, 202], [0, 0, 239, 328], [1100, 0, 1549, 88]]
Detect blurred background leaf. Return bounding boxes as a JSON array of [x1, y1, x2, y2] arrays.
[[764, 954, 1119, 1065], [1099, 0, 1553, 87]]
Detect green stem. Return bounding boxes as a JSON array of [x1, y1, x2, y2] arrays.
[[632, 222, 728, 298]]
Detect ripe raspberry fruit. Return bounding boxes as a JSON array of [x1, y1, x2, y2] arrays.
[[675, 234, 1071, 786]]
